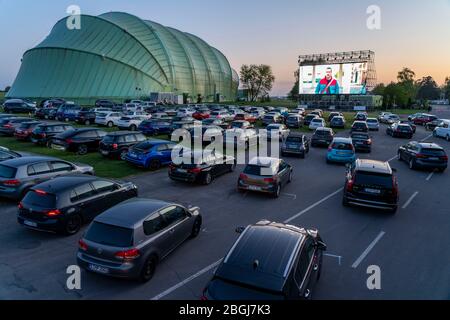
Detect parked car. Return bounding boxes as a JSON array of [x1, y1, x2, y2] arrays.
[[0, 118, 34, 136], [169, 151, 235, 185], [366, 118, 380, 131], [303, 114, 319, 127], [56, 104, 82, 122], [354, 112, 368, 121], [281, 133, 310, 158], [398, 142, 447, 172], [328, 112, 343, 122], [378, 112, 393, 123], [95, 99, 115, 109], [117, 116, 147, 131], [385, 114, 401, 125], [238, 157, 292, 198], [51, 128, 107, 155], [99, 131, 147, 160], [234, 113, 257, 124], [138, 119, 173, 136], [93, 107, 113, 115], [262, 113, 283, 126], [95, 111, 123, 127], [202, 220, 326, 300], [343, 159, 399, 213], [386, 123, 413, 139], [433, 120, 450, 141], [351, 132, 372, 153], [412, 114, 438, 126], [0, 146, 22, 162], [30, 123, 74, 146], [309, 118, 326, 131], [125, 140, 177, 170], [3, 100, 36, 114], [425, 119, 444, 131], [14, 121, 42, 141], [75, 109, 96, 125], [285, 114, 303, 128], [35, 107, 58, 120], [311, 128, 334, 148], [351, 121, 369, 133], [265, 124, 290, 141], [224, 128, 258, 151], [0, 156, 94, 201], [192, 109, 211, 120], [408, 113, 424, 121], [18, 175, 138, 235], [329, 116, 346, 129], [230, 120, 253, 129], [77, 198, 202, 282], [326, 138, 356, 164], [210, 111, 233, 121], [177, 108, 195, 118]]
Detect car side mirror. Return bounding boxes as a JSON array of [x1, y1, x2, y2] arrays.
[[235, 226, 245, 234], [316, 240, 327, 251]]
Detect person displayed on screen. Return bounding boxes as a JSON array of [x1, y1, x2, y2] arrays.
[[315, 67, 340, 94]]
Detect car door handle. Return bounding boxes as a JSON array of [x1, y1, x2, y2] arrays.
[[304, 289, 311, 299], [169, 229, 175, 234], [313, 264, 319, 272]]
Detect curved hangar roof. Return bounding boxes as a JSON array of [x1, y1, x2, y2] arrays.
[[7, 12, 239, 103]]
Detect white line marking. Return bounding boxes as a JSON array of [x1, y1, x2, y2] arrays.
[[387, 155, 398, 162], [402, 191, 419, 209], [351, 231, 386, 269], [283, 188, 342, 224], [426, 172, 435, 181], [420, 134, 433, 142], [150, 259, 222, 300], [282, 193, 297, 200], [324, 253, 343, 266]]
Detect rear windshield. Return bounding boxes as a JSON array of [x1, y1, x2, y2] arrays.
[[315, 130, 331, 136], [355, 172, 393, 188], [421, 148, 445, 157], [286, 136, 302, 143], [85, 222, 134, 247], [352, 134, 369, 139], [22, 191, 57, 208], [134, 141, 156, 151], [398, 125, 412, 132], [0, 164, 17, 178], [243, 164, 273, 176], [332, 142, 353, 150]]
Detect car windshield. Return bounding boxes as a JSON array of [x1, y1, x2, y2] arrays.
[[286, 137, 302, 143], [243, 164, 274, 176], [22, 191, 57, 209], [85, 222, 134, 247], [355, 172, 393, 188], [397, 125, 412, 131], [0, 164, 17, 178], [332, 142, 353, 150], [367, 119, 377, 123]]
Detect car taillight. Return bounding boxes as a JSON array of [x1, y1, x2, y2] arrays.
[[18, 202, 24, 209], [112, 143, 118, 150], [79, 239, 88, 251], [3, 179, 20, 186], [239, 173, 248, 180], [416, 153, 427, 159], [346, 180, 354, 192], [366, 139, 372, 145], [264, 177, 278, 183], [441, 155, 448, 161], [115, 248, 140, 261], [40, 133, 46, 138], [66, 138, 73, 144], [392, 178, 399, 198], [3, 124, 13, 128], [189, 168, 202, 174], [45, 209, 61, 217]]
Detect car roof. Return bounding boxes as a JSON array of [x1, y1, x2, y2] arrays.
[[248, 157, 279, 167], [216, 221, 307, 292], [30, 175, 100, 194], [0, 156, 58, 167], [355, 159, 392, 175], [94, 198, 175, 229], [332, 137, 352, 144], [417, 142, 444, 150], [106, 131, 139, 136], [287, 132, 305, 138], [315, 127, 332, 131]]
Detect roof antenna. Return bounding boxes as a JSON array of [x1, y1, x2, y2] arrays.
[[253, 260, 259, 270]]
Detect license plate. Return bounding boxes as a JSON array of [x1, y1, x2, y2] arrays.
[[51, 144, 65, 151], [249, 185, 262, 191], [365, 188, 381, 194], [177, 169, 187, 173], [88, 264, 109, 274], [24, 220, 37, 228], [101, 150, 109, 156], [429, 157, 439, 161], [337, 152, 347, 156]]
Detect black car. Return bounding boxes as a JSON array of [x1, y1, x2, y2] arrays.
[[425, 119, 443, 131], [281, 133, 310, 158], [75, 109, 96, 125], [99, 131, 147, 160], [398, 120, 416, 133], [0, 117, 34, 136], [3, 101, 36, 113], [398, 142, 447, 172], [35, 107, 57, 120], [351, 121, 369, 133], [202, 220, 326, 300], [311, 128, 334, 148], [169, 151, 235, 185], [95, 99, 115, 108], [351, 132, 372, 153], [51, 128, 107, 155], [386, 123, 413, 139], [18, 175, 138, 235], [343, 159, 399, 213], [30, 123, 75, 146]]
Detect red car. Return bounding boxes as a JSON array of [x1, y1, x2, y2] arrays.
[[14, 121, 42, 141], [192, 109, 210, 120], [412, 114, 438, 126], [234, 113, 257, 123]]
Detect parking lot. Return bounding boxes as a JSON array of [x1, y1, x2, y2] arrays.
[[0, 106, 449, 300]]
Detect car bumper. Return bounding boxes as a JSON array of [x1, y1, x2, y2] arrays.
[[99, 149, 119, 158], [282, 148, 305, 155], [77, 252, 141, 279], [0, 187, 22, 200], [415, 160, 447, 169], [344, 195, 397, 211], [311, 139, 331, 146], [238, 180, 276, 194], [124, 155, 146, 167], [169, 171, 198, 183], [17, 215, 62, 233], [327, 154, 356, 163], [353, 144, 371, 151]]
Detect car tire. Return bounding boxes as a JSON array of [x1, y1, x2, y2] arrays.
[[139, 255, 157, 283], [397, 152, 402, 161], [107, 121, 113, 128], [409, 159, 416, 170], [130, 125, 137, 131], [273, 184, 281, 198], [45, 140, 52, 148], [190, 217, 202, 238], [77, 145, 88, 155], [149, 159, 161, 171], [64, 214, 82, 235], [203, 173, 212, 185], [119, 149, 128, 160], [288, 170, 293, 183]]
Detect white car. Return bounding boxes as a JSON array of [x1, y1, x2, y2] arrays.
[[378, 112, 393, 123], [385, 114, 400, 124], [177, 108, 195, 117], [95, 112, 124, 127], [433, 120, 450, 141], [152, 112, 169, 119], [224, 128, 259, 150], [210, 110, 233, 121], [265, 124, 290, 141], [117, 116, 147, 131], [251, 110, 266, 120], [92, 107, 112, 115], [125, 111, 151, 119], [309, 118, 326, 130]]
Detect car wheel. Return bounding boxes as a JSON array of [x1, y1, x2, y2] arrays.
[[77, 144, 88, 155], [139, 255, 157, 283], [45, 140, 52, 148], [190, 217, 202, 238], [288, 170, 293, 183], [203, 173, 212, 185], [409, 159, 416, 170], [438, 167, 446, 173], [149, 159, 161, 171], [84, 120, 90, 125], [107, 121, 113, 128], [130, 125, 137, 131], [397, 152, 402, 161], [273, 184, 281, 198], [446, 135, 450, 142], [119, 149, 128, 160], [64, 214, 82, 235]]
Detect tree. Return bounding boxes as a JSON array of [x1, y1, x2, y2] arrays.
[[371, 83, 385, 96], [288, 70, 299, 100], [240, 64, 275, 102], [416, 76, 440, 100], [444, 77, 450, 99], [397, 67, 416, 84]]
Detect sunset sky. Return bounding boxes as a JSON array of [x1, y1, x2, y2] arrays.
[[1, 0, 449, 96]]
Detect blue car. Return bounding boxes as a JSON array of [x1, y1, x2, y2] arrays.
[[124, 139, 177, 170], [138, 120, 173, 136], [326, 138, 356, 164], [56, 104, 82, 122]]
